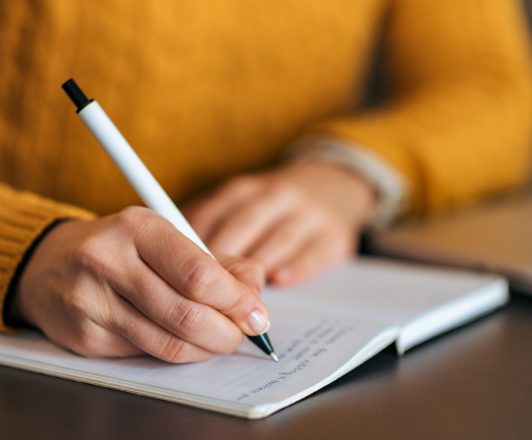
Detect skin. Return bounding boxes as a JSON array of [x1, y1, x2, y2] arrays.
[[12, 161, 376, 362], [184, 161, 377, 286], [12, 206, 269, 363]]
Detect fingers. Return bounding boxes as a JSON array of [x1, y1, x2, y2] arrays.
[[170, 252, 271, 336], [269, 231, 354, 286], [46, 317, 146, 360], [215, 254, 266, 293], [206, 183, 297, 256], [103, 294, 217, 363], [16, 206, 273, 364], [184, 174, 360, 286], [247, 213, 324, 275], [186, 177, 260, 241], [62, 292, 217, 363], [106, 257, 244, 355], [126, 208, 271, 337]]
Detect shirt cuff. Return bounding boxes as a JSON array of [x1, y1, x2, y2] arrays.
[[285, 136, 410, 230]]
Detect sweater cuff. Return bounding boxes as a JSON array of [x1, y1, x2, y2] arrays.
[[285, 136, 411, 230], [0, 183, 96, 333]]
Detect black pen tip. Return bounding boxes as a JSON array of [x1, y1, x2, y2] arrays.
[[247, 333, 277, 361]]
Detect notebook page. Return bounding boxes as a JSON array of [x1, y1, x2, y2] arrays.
[[0, 258, 501, 418], [263, 258, 503, 326], [0, 303, 395, 418]]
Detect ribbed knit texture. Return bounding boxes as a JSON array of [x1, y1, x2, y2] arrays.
[[308, 0, 532, 215], [0, 0, 531, 330]]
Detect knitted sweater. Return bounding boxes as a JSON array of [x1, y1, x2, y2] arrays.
[[1, 0, 531, 331]]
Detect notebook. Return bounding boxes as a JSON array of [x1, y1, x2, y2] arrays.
[[0, 258, 508, 419], [368, 189, 532, 294]]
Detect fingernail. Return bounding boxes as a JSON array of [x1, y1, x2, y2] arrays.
[[247, 311, 270, 334]]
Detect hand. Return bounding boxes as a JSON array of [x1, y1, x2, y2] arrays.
[[183, 162, 376, 286], [11, 207, 269, 363]]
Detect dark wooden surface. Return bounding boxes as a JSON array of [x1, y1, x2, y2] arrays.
[[1, 294, 531, 440]]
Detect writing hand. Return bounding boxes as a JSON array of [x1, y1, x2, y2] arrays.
[[11, 207, 269, 363], [184, 162, 376, 286]]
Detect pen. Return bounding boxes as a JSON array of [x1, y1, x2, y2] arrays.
[[62, 78, 278, 362]]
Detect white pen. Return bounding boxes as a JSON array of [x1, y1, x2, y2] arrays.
[[62, 79, 278, 362]]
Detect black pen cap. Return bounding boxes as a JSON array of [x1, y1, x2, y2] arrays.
[[62, 79, 93, 112]]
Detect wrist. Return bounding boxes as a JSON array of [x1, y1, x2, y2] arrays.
[[280, 160, 378, 231], [4, 219, 71, 328], [284, 136, 410, 229]]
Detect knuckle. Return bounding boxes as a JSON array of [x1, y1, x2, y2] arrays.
[[73, 235, 109, 275], [313, 213, 330, 229], [167, 299, 207, 335], [60, 289, 113, 357], [68, 322, 103, 357], [307, 207, 333, 229], [219, 286, 247, 316], [268, 180, 299, 201], [116, 205, 148, 222], [157, 335, 189, 363], [114, 206, 154, 234], [230, 209, 259, 230], [182, 256, 218, 300], [73, 236, 126, 283], [132, 277, 159, 304], [62, 283, 98, 321], [225, 175, 257, 194]]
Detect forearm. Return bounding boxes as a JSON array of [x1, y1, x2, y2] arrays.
[[304, 0, 532, 215]]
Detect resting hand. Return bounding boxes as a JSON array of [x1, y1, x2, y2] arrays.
[[11, 207, 269, 363], [184, 162, 376, 286]]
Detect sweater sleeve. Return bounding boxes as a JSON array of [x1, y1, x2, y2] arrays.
[[0, 183, 96, 332], [306, 0, 532, 216]]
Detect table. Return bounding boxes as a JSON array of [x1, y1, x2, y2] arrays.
[[1, 293, 531, 440]]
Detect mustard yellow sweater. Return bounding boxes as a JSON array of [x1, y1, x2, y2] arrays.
[[1, 0, 531, 331]]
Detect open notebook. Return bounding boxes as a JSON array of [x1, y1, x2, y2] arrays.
[[0, 258, 507, 419]]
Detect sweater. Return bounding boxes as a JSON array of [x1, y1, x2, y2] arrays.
[[1, 0, 531, 331]]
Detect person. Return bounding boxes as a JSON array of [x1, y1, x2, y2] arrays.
[[1, 0, 531, 363]]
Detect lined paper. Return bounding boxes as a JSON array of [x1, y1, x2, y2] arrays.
[[0, 305, 392, 408], [0, 258, 504, 418]]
